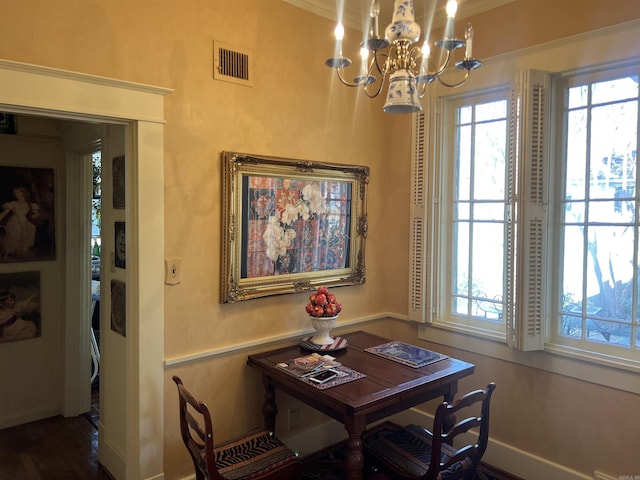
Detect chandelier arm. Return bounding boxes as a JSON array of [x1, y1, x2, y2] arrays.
[[363, 73, 387, 98], [335, 68, 361, 88], [430, 49, 454, 78], [417, 81, 428, 99], [372, 51, 389, 77], [435, 69, 471, 88], [410, 45, 424, 68]]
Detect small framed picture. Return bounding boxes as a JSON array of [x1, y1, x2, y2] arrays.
[[0, 113, 16, 135], [0, 271, 41, 343], [114, 221, 126, 269], [110, 280, 126, 337], [112, 155, 125, 209], [0, 166, 56, 263]]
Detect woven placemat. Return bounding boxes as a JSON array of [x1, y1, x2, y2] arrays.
[[278, 365, 366, 390]]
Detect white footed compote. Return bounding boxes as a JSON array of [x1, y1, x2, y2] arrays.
[[310, 315, 338, 345], [306, 286, 342, 346]]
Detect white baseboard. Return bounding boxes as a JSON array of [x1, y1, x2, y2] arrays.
[[0, 406, 60, 430], [98, 423, 126, 480], [281, 408, 599, 480], [593, 472, 619, 480]]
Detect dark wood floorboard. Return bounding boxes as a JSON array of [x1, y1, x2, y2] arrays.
[[0, 414, 112, 480], [0, 384, 109, 480]]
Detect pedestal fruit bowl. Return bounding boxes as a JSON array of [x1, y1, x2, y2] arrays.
[[305, 286, 342, 345]]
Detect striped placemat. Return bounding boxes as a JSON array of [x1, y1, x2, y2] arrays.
[[300, 336, 348, 352]]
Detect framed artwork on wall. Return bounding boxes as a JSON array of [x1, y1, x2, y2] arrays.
[[0, 270, 41, 343], [221, 151, 369, 303], [110, 280, 126, 337], [0, 113, 16, 135], [112, 155, 125, 209], [0, 166, 56, 263], [114, 221, 126, 269]]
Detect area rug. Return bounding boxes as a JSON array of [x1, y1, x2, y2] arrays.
[[300, 422, 522, 480]]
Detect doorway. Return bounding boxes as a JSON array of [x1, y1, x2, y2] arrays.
[[0, 59, 169, 479]]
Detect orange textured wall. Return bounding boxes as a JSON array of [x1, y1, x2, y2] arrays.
[[471, 0, 640, 57], [0, 0, 638, 478]]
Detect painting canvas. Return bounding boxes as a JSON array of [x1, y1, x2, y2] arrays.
[[0, 166, 56, 263], [0, 271, 41, 344], [242, 176, 352, 277]]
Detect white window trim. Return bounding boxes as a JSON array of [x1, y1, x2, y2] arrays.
[[411, 20, 640, 392], [418, 323, 640, 395]]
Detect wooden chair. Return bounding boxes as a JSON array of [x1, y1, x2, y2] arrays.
[[172, 376, 301, 480], [364, 382, 496, 480]]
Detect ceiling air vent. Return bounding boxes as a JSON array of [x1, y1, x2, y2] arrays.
[[214, 41, 253, 87]]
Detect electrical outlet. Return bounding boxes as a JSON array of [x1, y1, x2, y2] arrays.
[[287, 407, 299, 431], [165, 258, 182, 285]]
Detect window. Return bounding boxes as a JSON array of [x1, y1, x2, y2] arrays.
[[552, 68, 640, 356], [412, 65, 640, 368], [441, 93, 510, 339]]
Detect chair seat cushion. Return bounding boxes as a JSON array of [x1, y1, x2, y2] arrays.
[[214, 429, 297, 479], [365, 424, 473, 479]]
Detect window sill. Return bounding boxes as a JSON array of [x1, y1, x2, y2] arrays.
[[418, 322, 640, 395]]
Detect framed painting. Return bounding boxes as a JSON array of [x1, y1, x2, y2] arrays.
[[0, 113, 16, 135], [0, 270, 41, 343], [221, 151, 369, 303], [0, 166, 56, 263], [110, 280, 126, 337], [112, 155, 125, 209], [114, 221, 126, 269]]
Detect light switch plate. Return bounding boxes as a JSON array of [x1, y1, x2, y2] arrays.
[[165, 258, 182, 285]]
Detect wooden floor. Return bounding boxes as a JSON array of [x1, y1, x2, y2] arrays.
[[0, 414, 112, 480], [0, 383, 109, 480]]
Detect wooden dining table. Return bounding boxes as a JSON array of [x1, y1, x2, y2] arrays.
[[246, 330, 475, 480]]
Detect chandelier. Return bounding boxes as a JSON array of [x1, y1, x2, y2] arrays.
[[325, 0, 482, 114]]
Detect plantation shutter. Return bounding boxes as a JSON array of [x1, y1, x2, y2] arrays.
[[508, 69, 550, 351], [408, 110, 429, 323]]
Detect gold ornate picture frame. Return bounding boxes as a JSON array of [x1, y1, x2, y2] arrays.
[[221, 151, 369, 303]]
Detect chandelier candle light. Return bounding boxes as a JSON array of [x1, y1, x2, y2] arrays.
[[325, 0, 482, 113]]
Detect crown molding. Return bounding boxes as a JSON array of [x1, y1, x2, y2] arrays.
[[283, 0, 515, 31]]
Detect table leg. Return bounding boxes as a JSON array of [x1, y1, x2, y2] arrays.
[[261, 375, 277, 433], [344, 416, 366, 480], [443, 381, 459, 438]]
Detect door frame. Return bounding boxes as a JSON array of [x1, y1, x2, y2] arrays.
[[0, 59, 171, 480], [65, 145, 100, 418]]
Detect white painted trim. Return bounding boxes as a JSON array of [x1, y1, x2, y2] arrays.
[[419, 323, 640, 395], [592, 471, 618, 480], [0, 59, 170, 480], [163, 313, 385, 368], [165, 310, 640, 396], [63, 151, 93, 418], [282, 0, 515, 31], [0, 59, 170, 123]]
